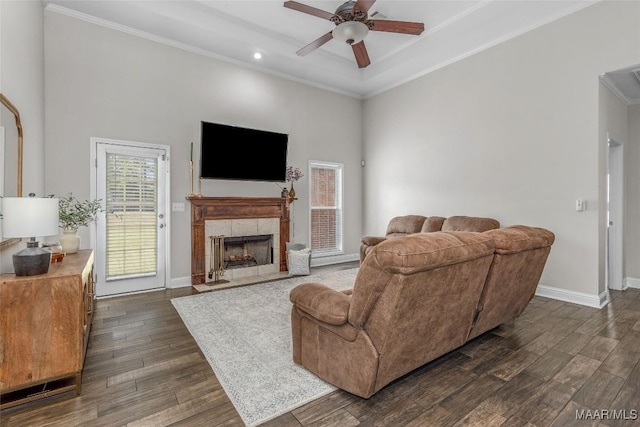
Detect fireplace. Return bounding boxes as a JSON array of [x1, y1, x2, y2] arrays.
[[223, 234, 273, 270], [189, 197, 289, 286], [204, 218, 280, 282]]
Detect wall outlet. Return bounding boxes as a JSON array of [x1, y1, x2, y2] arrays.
[[172, 202, 185, 212]]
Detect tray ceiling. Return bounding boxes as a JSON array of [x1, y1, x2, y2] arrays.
[[44, 0, 597, 98]]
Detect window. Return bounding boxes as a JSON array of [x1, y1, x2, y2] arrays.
[[105, 152, 158, 279], [309, 161, 343, 256]]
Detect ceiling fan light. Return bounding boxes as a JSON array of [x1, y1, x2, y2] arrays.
[[332, 21, 369, 45]]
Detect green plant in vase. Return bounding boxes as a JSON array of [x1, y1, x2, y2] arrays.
[[58, 194, 102, 254]]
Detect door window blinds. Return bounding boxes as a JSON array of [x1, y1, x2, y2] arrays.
[[105, 153, 158, 279]]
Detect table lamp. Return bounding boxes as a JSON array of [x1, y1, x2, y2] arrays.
[[2, 195, 59, 276]]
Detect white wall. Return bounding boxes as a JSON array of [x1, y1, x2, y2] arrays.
[[0, 1, 45, 273], [627, 105, 640, 282], [43, 10, 363, 282], [363, 1, 640, 299]]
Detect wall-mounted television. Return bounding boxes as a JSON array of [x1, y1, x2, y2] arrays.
[[200, 121, 288, 182]]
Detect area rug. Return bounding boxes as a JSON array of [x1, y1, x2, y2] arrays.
[[171, 268, 358, 426]]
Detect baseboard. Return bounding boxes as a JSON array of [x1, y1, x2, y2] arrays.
[[536, 284, 610, 309], [310, 253, 359, 267], [169, 276, 192, 289], [624, 277, 640, 289]]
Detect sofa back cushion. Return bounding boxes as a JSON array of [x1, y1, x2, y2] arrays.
[[349, 231, 495, 391], [420, 216, 446, 233], [441, 216, 500, 232], [467, 225, 555, 340], [385, 215, 427, 238]]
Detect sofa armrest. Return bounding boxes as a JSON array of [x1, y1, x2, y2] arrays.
[[361, 236, 386, 246], [360, 236, 386, 263], [290, 283, 351, 326]]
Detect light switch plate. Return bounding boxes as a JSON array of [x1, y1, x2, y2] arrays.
[[172, 202, 185, 212]]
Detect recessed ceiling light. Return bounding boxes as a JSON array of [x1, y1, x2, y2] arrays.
[[253, 52, 262, 60]]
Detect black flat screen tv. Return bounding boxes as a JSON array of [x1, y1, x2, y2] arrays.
[[200, 121, 288, 182]]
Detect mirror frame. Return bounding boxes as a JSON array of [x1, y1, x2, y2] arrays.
[[0, 93, 24, 250]]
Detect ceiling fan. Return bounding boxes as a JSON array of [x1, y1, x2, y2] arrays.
[[284, 0, 425, 69]]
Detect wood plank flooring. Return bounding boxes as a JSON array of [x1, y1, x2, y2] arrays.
[[2, 263, 640, 426]]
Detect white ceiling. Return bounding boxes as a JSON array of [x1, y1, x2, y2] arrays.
[[44, 0, 598, 98]]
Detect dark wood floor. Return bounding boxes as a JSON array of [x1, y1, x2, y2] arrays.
[[3, 263, 640, 426]]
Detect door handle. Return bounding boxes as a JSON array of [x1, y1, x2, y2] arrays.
[[159, 224, 165, 229]]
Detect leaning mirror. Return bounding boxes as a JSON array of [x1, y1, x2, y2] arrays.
[[0, 93, 24, 250]]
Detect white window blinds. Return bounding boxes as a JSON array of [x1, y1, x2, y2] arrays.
[[105, 153, 158, 279], [310, 161, 343, 256]]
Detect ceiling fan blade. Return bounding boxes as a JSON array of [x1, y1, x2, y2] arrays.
[[368, 20, 425, 35], [284, 1, 335, 21], [352, 41, 370, 69], [353, 0, 376, 14], [296, 32, 334, 56]]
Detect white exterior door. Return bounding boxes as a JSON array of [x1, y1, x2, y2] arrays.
[[94, 139, 169, 296]]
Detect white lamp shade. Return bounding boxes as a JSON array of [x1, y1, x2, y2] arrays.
[[2, 197, 59, 238], [332, 21, 369, 45]]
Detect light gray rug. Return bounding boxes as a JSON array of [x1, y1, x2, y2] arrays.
[[171, 268, 358, 427]]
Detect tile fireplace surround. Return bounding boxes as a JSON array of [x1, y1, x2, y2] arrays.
[[188, 197, 290, 286], [204, 218, 280, 281]]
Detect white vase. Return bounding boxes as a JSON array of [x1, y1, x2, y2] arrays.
[[60, 229, 81, 254]]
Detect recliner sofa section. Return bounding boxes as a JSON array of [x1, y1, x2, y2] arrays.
[[360, 215, 500, 263], [291, 225, 554, 399]]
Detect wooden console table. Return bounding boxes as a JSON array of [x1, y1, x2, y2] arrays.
[[0, 250, 95, 409]]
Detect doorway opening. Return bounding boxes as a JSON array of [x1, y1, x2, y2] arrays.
[[606, 136, 623, 290]]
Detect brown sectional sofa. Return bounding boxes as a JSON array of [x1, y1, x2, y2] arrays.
[[290, 225, 554, 399], [360, 215, 500, 263]]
